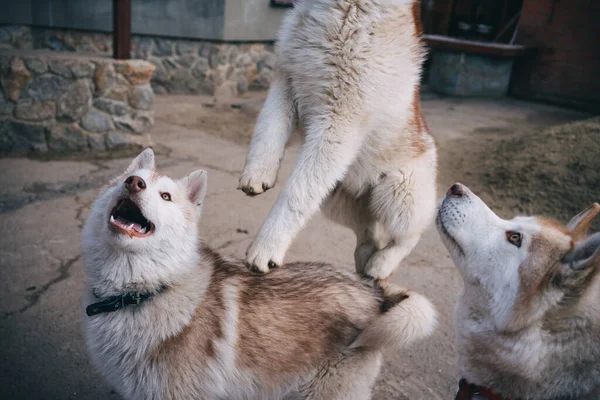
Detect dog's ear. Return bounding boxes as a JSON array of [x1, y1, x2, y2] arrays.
[[125, 148, 155, 175], [563, 232, 600, 271], [567, 203, 600, 238], [180, 169, 207, 209]]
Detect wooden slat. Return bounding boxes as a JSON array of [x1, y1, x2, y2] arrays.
[[424, 34, 535, 57], [113, 0, 131, 60]]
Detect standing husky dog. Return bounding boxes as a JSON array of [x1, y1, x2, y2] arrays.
[[81, 149, 436, 400], [437, 183, 600, 400], [239, 0, 437, 279]]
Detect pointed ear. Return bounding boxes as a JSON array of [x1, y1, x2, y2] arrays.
[[567, 203, 600, 237], [180, 169, 207, 207], [563, 232, 600, 271], [125, 148, 155, 175]]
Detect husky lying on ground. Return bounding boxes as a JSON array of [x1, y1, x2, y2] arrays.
[[437, 183, 600, 400], [239, 0, 437, 280], [81, 149, 436, 400]]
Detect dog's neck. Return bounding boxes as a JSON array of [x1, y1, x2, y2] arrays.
[[456, 282, 600, 400], [84, 240, 202, 299]]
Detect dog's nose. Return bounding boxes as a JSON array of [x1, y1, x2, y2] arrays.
[[125, 175, 146, 193], [448, 183, 464, 197]]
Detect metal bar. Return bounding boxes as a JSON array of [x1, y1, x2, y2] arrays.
[[113, 0, 131, 60]]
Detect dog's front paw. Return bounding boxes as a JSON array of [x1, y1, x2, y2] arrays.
[[363, 250, 397, 280], [245, 238, 284, 275], [238, 164, 278, 197]]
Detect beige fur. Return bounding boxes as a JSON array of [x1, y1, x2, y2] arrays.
[[81, 149, 437, 400], [437, 183, 600, 400], [239, 0, 437, 280]]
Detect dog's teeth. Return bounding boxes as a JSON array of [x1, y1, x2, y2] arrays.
[[128, 224, 134, 230], [110, 215, 115, 222], [140, 227, 146, 234]]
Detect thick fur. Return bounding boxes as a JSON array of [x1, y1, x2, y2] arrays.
[[81, 149, 436, 400], [437, 183, 600, 400], [239, 0, 437, 278]]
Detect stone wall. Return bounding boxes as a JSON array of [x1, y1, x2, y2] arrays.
[[0, 25, 276, 97], [0, 49, 154, 155]]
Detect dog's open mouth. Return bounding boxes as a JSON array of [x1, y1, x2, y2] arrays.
[[109, 199, 154, 238]]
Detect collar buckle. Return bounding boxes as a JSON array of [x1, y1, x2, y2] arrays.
[[86, 288, 163, 317]]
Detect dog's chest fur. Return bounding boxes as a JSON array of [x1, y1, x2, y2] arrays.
[[84, 251, 384, 400], [456, 286, 600, 400]]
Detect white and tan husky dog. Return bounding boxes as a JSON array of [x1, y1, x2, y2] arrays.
[[81, 149, 436, 400], [239, 0, 437, 279], [437, 183, 600, 400]]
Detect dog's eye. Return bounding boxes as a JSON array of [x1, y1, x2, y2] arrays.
[[506, 231, 522, 247], [160, 192, 172, 201]]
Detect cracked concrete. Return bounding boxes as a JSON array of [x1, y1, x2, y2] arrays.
[[0, 91, 590, 399]]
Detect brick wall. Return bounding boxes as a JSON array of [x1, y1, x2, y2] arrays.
[[510, 0, 600, 112]]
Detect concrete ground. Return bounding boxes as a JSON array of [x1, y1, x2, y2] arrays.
[[0, 91, 590, 399]]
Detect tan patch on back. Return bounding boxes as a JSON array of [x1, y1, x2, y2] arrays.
[[235, 263, 382, 381], [408, 87, 432, 155], [411, 0, 424, 38], [152, 248, 385, 389]]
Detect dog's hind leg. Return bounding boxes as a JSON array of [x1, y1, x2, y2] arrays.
[[364, 152, 437, 280], [239, 74, 297, 196], [292, 348, 382, 400], [321, 186, 378, 275]]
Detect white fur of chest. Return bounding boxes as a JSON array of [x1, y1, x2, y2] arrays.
[[84, 282, 260, 400], [455, 301, 546, 383]]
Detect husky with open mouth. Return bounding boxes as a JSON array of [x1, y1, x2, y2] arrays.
[[81, 149, 436, 400], [437, 183, 600, 400]]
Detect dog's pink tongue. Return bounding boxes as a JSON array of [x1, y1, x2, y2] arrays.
[[115, 217, 142, 232]]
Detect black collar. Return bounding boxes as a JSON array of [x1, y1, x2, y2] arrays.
[[86, 286, 166, 316]]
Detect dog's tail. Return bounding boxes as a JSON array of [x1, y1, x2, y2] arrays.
[[350, 283, 437, 352]]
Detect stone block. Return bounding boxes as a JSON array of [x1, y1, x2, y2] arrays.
[[87, 133, 106, 151], [48, 124, 89, 152], [93, 98, 129, 117], [191, 57, 210, 79], [24, 59, 48, 74], [48, 60, 73, 78], [94, 63, 116, 94], [56, 80, 92, 121], [176, 41, 197, 55], [26, 75, 71, 101], [128, 84, 153, 110], [176, 54, 197, 68], [2, 57, 32, 101], [113, 111, 153, 134], [105, 131, 129, 149], [0, 92, 14, 116], [154, 39, 174, 56], [133, 37, 154, 59], [71, 62, 95, 78], [148, 57, 169, 84], [116, 60, 155, 85], [0, 120, 48, 153], [15, 99, 56, 121], [81, 109, 114, 132], [106, 131, 151, 150], [0, 29, 10, 44]]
